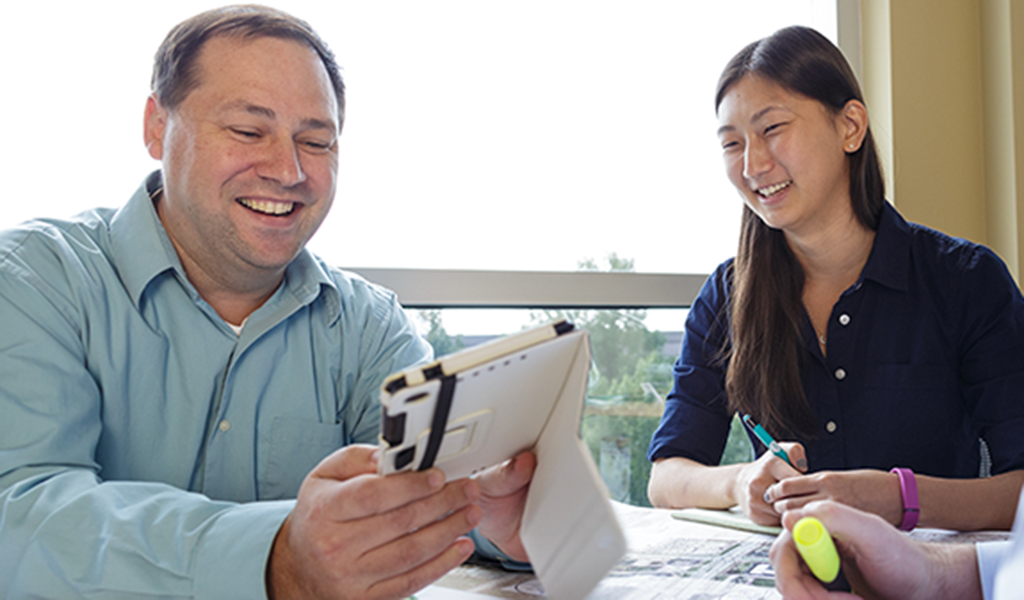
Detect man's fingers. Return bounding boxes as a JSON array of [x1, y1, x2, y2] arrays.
[[471, 451, 536, 562], [360, 503, 482, 583], [474, 451, 536, 497], [780, 507, 807, 529], [365, 536, 476, 600], [768, 529, 826, 600], [309, 444, 380, 482], [347, 478, 482, 551], [316, 467, 448, 522], [768, 530, 803, 588], [783, 500, 907, 571], [772, 511, 865, 600], [273, 471, 481, 599]]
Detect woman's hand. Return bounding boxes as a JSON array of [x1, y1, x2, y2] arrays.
[[764, 469, 903, 527], [734, 442, 808, 525]]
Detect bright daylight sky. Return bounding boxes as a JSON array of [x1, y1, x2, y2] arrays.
[[0, 1, 837, 332]]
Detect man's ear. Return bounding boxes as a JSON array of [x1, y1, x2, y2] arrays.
[[144, 95, 168, 160]]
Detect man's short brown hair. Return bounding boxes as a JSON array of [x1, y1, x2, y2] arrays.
[[151, 4, 345, 122]]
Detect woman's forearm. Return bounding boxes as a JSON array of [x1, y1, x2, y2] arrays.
[[648, 457, 744, 509], [917, 470, 1024, 531]]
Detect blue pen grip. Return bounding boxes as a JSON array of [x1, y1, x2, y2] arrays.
[[743, 414, 795, 467]]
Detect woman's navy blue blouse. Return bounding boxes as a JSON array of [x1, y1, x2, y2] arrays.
[[649, 202, 1024, 478]]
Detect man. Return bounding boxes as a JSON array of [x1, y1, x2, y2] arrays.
[[0, 5, 532, 598], [770, 495, 1024, 599]]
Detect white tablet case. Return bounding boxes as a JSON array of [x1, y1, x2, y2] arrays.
[[379, 321, 626, 600]]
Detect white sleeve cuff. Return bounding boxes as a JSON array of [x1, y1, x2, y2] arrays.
[[976, 539, 1012, 600]]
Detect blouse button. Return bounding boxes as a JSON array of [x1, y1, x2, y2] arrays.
[[218, 420, 231, 432], [839, 314, 851, 326], [834, 368, 847, 380], [826, 421, 838, 433]]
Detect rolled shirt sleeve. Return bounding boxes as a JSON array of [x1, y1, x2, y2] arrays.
[[647, 262, 733, 465]]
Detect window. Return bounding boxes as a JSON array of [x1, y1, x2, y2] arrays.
[[1, 1, 843, 505], [2, 1, 837, 276]]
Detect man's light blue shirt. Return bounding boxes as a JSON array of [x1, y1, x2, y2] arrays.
[[0, 172, 432, 597]]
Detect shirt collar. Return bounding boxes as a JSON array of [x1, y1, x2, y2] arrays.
[[857, 201, 911, 293], [109, 171, 182, 308], [110, 171, 340, 323], [283, 247, 341, 326]]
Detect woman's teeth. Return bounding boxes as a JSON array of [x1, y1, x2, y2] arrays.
[[757, 181, 792, 198]]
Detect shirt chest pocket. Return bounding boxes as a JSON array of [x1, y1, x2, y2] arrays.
[[258, 416, 346, 500]]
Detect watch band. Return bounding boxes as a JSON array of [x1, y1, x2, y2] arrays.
[[890, 467, 919, 531]]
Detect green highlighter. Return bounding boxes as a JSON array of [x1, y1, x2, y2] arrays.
[[793, 517, 851, 591]]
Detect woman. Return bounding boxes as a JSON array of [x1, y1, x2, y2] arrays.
[[647, 25, 1024, 531]]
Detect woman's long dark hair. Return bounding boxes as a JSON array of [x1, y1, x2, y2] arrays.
[[715, 26, 886, 439]]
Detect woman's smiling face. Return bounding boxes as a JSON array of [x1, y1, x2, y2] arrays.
[[717, 74, 858, 238]]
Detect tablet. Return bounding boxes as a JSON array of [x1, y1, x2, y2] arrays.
[[378, 320, 626, 599]]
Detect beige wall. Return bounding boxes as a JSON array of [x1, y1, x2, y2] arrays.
[[860, 0, 1024, 280]]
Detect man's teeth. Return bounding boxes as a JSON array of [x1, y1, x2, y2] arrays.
[[239, 198, 295, 215], [757, 181, 792, 197]]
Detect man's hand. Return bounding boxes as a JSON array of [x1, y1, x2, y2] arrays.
[[764, 469, 903, 527], [734, 442, 807, 525], [266, 445, 483, 600], [770, 501, 981, 600], [473, 450, 536, 562]]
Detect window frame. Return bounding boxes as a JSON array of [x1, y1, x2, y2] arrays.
[[347, 268, 708, 309]]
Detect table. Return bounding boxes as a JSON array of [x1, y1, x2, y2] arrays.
[[417, 502, 1010, 600]]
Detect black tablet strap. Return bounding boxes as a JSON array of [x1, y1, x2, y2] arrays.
[[419, 374, 457, 470]]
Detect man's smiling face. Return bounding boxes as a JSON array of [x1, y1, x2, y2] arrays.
[[145, 34, 340, 291]]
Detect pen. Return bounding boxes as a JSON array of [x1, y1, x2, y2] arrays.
[[742, 414, 794, 468]]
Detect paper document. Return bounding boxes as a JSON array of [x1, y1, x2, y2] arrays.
[[672, 507, 783, 536]]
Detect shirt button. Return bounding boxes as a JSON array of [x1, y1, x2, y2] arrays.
[[826, 421, 838, 433], [839, 314, 851, 326], [218, 420, 231, 432], [834, 368, 847, 380]]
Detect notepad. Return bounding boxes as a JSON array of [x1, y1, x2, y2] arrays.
[[672, 507, 783, 536]]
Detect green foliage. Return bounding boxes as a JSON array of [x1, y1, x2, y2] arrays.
[[581, 413, 660, 507], [530, 253, 673, 403], [577, 253, 634, 273], [596, 351, 673, 402], [721, 413, 755, 465], [417, 254, 746, 508], [418, 310, 465, 357], [535, 253, 679, 506]]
